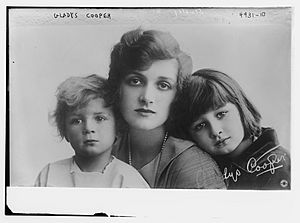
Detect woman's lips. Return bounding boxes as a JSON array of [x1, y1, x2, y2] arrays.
[[135, 108, 155, 113], [135, 108, 156, 116]]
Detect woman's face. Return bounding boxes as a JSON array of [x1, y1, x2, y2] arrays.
[[119, 59, 178, 130]]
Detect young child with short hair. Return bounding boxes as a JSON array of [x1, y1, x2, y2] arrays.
[[35, 74, 149, 188], [174, 69, 290, 190]]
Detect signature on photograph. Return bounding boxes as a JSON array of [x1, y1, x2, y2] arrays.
[[223, 145, 286, 182], [223, 167, 241, 182], [247, 145, 286, 176]]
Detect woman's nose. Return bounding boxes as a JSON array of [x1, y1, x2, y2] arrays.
[[139, 85, 155, 105]]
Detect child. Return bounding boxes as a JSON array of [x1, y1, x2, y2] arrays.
[[35, 74, 149, 188], [174, 69, 290, 190]]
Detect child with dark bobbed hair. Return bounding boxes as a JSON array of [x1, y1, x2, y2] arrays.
[[35, 74, 149, 188], [174, 68, 290, 190], [108, 28, 225, 189]]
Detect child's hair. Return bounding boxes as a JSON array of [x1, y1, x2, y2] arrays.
[[174, 69, 262, 139], [107, 28, 193, 132], [53, 74, 113, 139]]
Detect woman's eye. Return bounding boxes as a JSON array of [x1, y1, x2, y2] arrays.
[[95, 115, 107, 122], [127, 77, 143, 86], [194, 122, 206, 131], [216, 111, 228, 119], [158, 81, 171, 90]]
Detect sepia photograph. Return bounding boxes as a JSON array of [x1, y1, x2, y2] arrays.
[[4, 3, 298, 222]]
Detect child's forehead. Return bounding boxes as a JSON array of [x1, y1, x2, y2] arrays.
[[196, 102, 238, 117], [197, 96, 228, 112], [197, 104, 225, 116], [68, 97, 111, 114]]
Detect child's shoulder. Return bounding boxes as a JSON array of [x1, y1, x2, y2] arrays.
[[110, 157, 146, 179], [35, 157, 74, 187], [254, 127, 289, 156], [48, 157, 73, 168], [39, 157, 73, 175], [111, 157, 139, 173], [110, 156, 150, 188]]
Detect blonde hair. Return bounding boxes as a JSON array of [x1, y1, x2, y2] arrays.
[[53, 74, 110, 139]]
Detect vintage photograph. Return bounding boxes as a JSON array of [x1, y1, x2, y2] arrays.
[[6, 6, 294, 219]]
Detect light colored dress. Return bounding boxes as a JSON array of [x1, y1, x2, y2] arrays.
[[34, 156, 149, 188]]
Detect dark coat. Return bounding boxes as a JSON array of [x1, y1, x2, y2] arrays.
[[214, 128, 290, 190]]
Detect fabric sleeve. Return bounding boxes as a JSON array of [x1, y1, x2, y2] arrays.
[[34, 164, 50, 187], [165, 147, 226, 189], [122, 170, 150, 188], [114, 160, 150, 188]]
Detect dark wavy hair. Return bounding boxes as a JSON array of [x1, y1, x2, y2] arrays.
[[173, 69, 262, 139], [53, 74, 115, 139], [107, 28, 193, 133]]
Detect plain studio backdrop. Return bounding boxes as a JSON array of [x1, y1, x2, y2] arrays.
[[9, 8, 291, 186]]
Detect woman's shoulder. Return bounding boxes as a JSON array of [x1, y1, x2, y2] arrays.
[[168, 136, 214, 162], [168, 136, 195, 147], [160, 137, 225, 189], [171, 140, 220, 170], [166, 136, 196, 155]]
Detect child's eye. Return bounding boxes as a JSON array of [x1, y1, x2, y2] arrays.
[[216, 111, 228, 119], [194, 122, 206, 131], [157, 81, 172, 90], [70, 118, 82, 125]]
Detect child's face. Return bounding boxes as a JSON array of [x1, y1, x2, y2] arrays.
[[65, 98, 116, 158], [189, 103, 244, 156]]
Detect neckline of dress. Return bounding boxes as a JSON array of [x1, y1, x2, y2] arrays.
[[128, 131, 168, 168]]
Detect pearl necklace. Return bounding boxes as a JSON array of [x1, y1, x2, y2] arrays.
[[128, 132, 168, 166]]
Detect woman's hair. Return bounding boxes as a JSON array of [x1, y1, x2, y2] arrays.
[[53, 74, 113, 139], [107, 28, 193, 132], [173, 69, 262, 139]]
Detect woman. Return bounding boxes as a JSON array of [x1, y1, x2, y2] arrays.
[[108, 28, 225, 189]]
